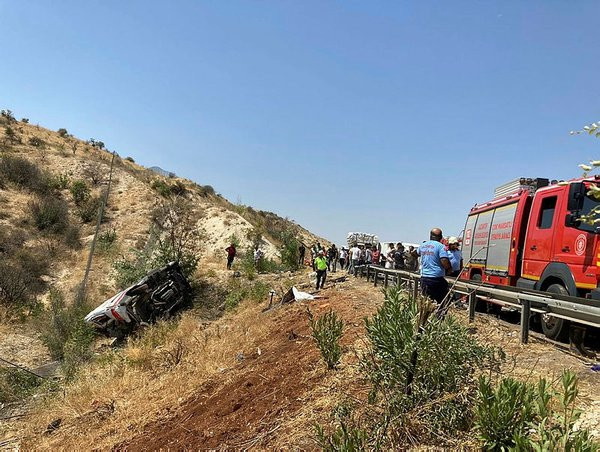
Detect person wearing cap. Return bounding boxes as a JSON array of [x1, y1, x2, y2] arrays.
[[447, 237, 463, 277], [415, 228, 452, 303], [315, 250, 328, 290]]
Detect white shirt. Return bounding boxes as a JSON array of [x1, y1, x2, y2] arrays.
[[350, 247, 361, 260], [339, 249, 348, 259]]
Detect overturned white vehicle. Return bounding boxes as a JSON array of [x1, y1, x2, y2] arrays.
[[85, 262, 192, 339]]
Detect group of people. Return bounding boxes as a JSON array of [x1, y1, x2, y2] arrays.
[[224, 243, 264, 271], [302, 229, 463, 297], [227, 228, 463, 302]]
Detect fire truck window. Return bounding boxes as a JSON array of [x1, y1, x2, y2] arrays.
[[578, 190, 600, 233], [537, 196, 557, 229]]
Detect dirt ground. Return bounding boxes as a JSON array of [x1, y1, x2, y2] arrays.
[[118, 275, 600, 450]]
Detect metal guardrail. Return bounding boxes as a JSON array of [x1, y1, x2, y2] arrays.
[[352, 265, 600, 344]]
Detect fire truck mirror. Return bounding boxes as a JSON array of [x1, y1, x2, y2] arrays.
[[567, 182, 586, 212], [565, 213, 581, 229]]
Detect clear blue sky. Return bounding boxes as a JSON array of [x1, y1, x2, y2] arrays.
[[1, 1, 599, 245]]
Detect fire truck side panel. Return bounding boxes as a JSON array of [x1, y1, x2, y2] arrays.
[[471, 210, 494, 263], [485, 202, 518, 276], [461, 214, 478, 264]]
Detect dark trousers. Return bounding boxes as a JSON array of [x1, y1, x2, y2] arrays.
[[227, 256, 234, 270], [339, 258, 346, 270], [299, 252, 305, 265], [421, 277, 449, 303], [316, 269, 327, 289]]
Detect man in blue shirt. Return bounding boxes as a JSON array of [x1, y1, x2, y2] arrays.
[[415, 228, 451, 303], [446, 236, 463, 278]]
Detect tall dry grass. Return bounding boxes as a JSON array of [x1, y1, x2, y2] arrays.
[[14, 302, 270, 450]]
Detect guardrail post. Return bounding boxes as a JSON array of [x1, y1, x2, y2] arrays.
[[374, 269, 378, 287], [412, 277, 418, 299], [384, 272, 389, 288], [468, 292, 476, 322], [520, 299, 531, 344]]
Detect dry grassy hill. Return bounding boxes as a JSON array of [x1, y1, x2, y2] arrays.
[[0, 112, 326, 312]]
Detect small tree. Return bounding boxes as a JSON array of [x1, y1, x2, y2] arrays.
[[28, 136, 44, 148], [308, 308, 344, 369], [21, 118, 29, 124], [3, 126, 18, 144], [0, 109, 15, 123], [57, 128, 68, 138]]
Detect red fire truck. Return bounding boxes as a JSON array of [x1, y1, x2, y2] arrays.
[[460, 177, 600, 340]]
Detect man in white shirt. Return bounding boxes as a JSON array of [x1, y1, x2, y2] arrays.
[[348, 244, 361, 275]]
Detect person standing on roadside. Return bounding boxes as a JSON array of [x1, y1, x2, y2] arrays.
[[298, 243, 306, 266], [348, 243, 361, 274], [446, 237, 463, 277], [405, 245, 418, 272], [394, 243, 406, 270], [225, 243, 236, 270], [372, 245, 381, 266], [315, 250, 328, 290], [339, 247, 348, 270], [365, 244, 373, 266], [415, 228, 451, 303], [385, 243, 395, 269]]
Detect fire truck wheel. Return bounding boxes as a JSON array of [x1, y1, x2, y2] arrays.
[[541, 283, 569, 341]]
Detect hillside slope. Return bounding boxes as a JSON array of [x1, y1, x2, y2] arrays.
[[0, 116, 326, 307]]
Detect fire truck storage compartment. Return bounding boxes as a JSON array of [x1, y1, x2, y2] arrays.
[[462, 202, 519, 276]]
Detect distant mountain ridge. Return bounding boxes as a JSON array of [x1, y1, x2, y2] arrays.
[[149, 166, 175, 178]]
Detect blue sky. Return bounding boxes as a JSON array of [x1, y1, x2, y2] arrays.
[[1, 1, 599, 245]]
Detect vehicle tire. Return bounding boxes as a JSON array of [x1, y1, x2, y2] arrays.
[[541, 283, 569, 341]]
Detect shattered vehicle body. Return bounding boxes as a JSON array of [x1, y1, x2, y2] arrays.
[[85, 262, 192, 339]]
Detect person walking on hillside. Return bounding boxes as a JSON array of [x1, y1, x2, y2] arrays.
[[446, 237, 463, 277], [298, 243, 306, 266], [225, 243, 237, 270], [415, 228, 451, 303], [253, 246, 264, 270], [327, 244, 338, 272], [315, 250, 328, 290]]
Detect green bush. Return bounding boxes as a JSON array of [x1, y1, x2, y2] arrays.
[[125, 156, 135, 162], [309, 309, 344, 370], [0, 367, 42, 404], [279, 229, 300, 271], [356, 287, 499, 446], [315, 421, 368, 452], [97, 228, 117, 252], [475, 376, 536, 450], [77, 195, 101, 223], [28, 195, 68, 233], [151, 179, 172, 197], [49, 172, 71, 190], [57, 128, 68, 137], [70, 179, 90, 205], [38, 289, 95, 375], [28, 136, 44, 148], [0, 155, 49, 192], [476, 371, 600, 451]]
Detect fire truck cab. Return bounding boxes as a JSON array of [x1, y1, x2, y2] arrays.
[[460, 177, 600, 339]]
